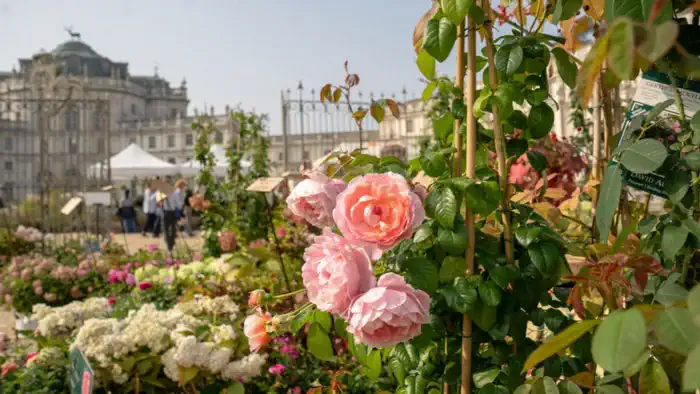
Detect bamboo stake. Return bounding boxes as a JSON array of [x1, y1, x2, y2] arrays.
[[454, 22, 465, 178], [460, 14, 475, 394], [481, 0, 514, 265]]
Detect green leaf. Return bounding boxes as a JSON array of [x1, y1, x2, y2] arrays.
[[683, 344, 700, 391], [417, 49, 436, 80], [495, 44, 524, 75], [472, 300, 497, 331], [691, 111, 700, 133], [433, 112, 454, 142], [404, 257, 440, 293], [661, 224, 688, 259], [684, 152, 700, 172], [645, 99, 675, 123], [597, 386, 624, 394], [465, 181, 501, 217], [515, 226, 543, 248], [422, 81, 438, 101], [557, 379, 583, 394], [623, 349, 650, 377], [390, 357, 407, 384], [551, 0, 582, 23], [440, 256, 466, 283], [532, 377, 559, 394], [227, 382, 245, 394], [550, 48, 578, 89], [291, 307, 311, 333], [688, 284, 700, 320], [490, 265, 520, 289], [441, 0, 472, 24], [473, 368, 500, 389], [619, 138, 668, 174], [179, 366, 199, 386], [438, 223, 468, 256], [522, 320, 601, 372], [539, 242, 562, 276], [421, 151, 448, 177], [655, 280, 688, 305], [423, 17, 457, 62], [605, 0, 672, 24], [434, 186, 458, 229], [414, 223, 433, 243], [596, 165, 623, 241], [606, 17, 635, 80], [528, 103, 555, 139], [637, 359, 670, 394], [366, 349, 382, 381], [527, 151, 548, 173], [310, 311, 333, 332], [665, 170, 690, 205], [478, 281, 502, 307], [654, 307, 699, 355], [307, 322, 335, 361], [592, 309, 647, 372]]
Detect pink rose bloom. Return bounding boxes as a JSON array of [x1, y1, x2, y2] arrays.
[[346, 273, 430, 348], [20, 268, 32, 282], [25, 352, 38, 363], [108, 297, 116, 306], [268, 363, 286, 375], [248, 290, 265, 307], [509, 159, 531, 185], [302, 229, 375, 316], [1, 360, 16, 377], [138, 282, 153, 290], [43, 293, 57, 302], [291, 387, 302, 394], [33, 286, 43, 296], [218, 231, 237, 252], [276, 227, 287, 238], [244, 309, 272, 352], [333, 173, 425, 258], [147, 243, 158, 252], [286, 172, 346, 228], [280, 345, 300, 359]]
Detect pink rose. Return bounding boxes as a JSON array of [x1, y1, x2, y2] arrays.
[[302, 229, 375, 316], [333, 173, 425, 258], [1, 360, 16, 377], [25, 352, 38, 363], [286, 172, 346, 228], [108, 297, 116, 306], [138, 282, 153, 291], [248, 290, 265, 307], [244, 309, 272, 352], [346, 273, 430, 348], [268, 363, 286, 375], [43, 292, 57, 302]]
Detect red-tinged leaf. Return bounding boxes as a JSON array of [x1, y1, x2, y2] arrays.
[[576, 31, 610, 106], [333, 88, 342, 103], [385, 99, 400, 118], [570, 286, 586, 319], [414, 2, 440, 53], [570, 371, 596, 388], [353, 109, 368, 122], [634, 270, 649, 293], [648, 0, 670, 24], [370, 103, 385, 123], [320, 84, 332, 103]]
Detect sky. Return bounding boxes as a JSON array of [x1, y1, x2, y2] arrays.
[[0, 0, 516, 135]]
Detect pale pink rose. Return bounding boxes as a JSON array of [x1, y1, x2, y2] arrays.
[[286, 172, 346, 228], [248, 289, 265, 307], [302, 229, 375, 316], [346, 273, 430, 348], [333, 173, 425, 259], [244, 309, 272, 352], [43, 292, 57, 302]]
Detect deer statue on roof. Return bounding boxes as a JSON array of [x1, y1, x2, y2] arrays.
[[64, 26, 81, 40]]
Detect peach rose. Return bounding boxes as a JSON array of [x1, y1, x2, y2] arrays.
[[248, 290, 265, 307], [302, 229, 375, 316], [333, 173, 425, 259], [286, 172, 346, 228], [244, 309, 272, 352], [346, 273, 430, 348]]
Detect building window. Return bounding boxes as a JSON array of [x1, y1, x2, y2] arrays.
[[171, 108, 178, 119], [65, 109, 79, 131], [214, 131, 223, 143], [4, 137, 11, 150], [406, 119, 414, 134], [131, 104, 137, 115], [277, 152, 283, 161], [2, 182, 13, 201], [69, 140, 79, 154], [148, 136, 156, 149], [94, 111, 103, 129], [167, 135, 175, 148], [168, 158, 176, 164], [185, 134, 194, 146], [303, 151, 310, 160], [3, 161, 12, 171], [129, 138, 136, 145], [97, 137, 105, 154]]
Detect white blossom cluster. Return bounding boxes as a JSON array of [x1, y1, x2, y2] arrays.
[[32, 298, 111, 337], [26, 347, 64, 368], [69, 298, 262, 386], [14, 225, 43, 242], [175, 295, 239, 320]]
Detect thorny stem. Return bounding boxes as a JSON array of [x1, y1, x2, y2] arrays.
[[273, 288, 306, 299], [482, 4, 515, 265]]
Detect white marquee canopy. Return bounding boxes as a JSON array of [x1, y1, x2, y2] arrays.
[[88, 143, 180, 180]]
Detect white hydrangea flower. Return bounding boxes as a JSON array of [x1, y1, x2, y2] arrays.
[[207, 348, 233, 374], [33, 298, 110, 337], [221, 353, 267, 380], [212, 325, 237, 345]]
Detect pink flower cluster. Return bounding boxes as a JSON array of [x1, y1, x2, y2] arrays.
[[293, 172, 430, 348]]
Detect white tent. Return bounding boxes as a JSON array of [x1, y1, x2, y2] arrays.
[[88, 143, 180, 180], [180, 144, 252, 176]]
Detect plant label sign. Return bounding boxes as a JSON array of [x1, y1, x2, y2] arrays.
[[247, 177, 284, 193], [61, 197, 83, 216], [614, 71, 700, 198], [70, 348, 94, 394]]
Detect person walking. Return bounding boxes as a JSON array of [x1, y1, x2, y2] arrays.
[[183, 186, 194, 236], [119, 189, 137, 233], [142, 181, 156, 236], [161, 182, 185, 255]]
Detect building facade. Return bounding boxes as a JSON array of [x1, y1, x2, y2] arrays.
[[0, 37, 237, 201]]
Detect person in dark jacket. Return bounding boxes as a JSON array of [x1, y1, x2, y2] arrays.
[[119, 189, 137, 233]]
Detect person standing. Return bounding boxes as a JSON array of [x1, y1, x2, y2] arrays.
[[183, 186, 194, 236], [142, 181, 156, 236], [161, 184, 182, 255], [119, 189, 137, 233]]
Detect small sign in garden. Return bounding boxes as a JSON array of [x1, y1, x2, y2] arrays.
[[247, 177, 284, 193], [614, 71, 700, 198], [61, 197, 83, 216], [69, 348, 94, 394]]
